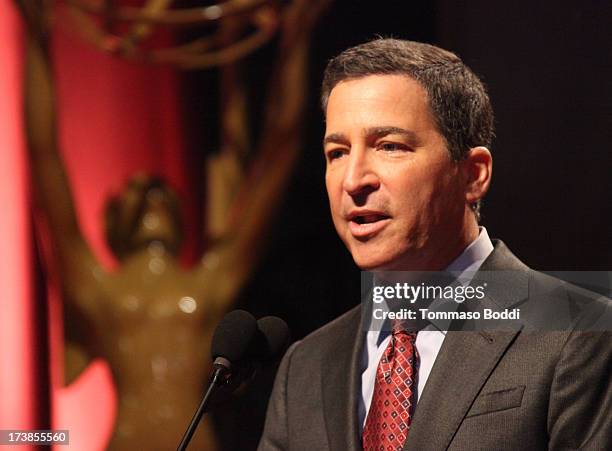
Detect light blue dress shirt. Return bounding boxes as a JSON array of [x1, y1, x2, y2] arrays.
[[358, 227, 494, 430]]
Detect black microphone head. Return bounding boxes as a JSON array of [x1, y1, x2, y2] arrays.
[[256, 316, 291, 362], [211, 310, 258, 363]]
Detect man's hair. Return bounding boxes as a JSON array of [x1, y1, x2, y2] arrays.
[[321, 39, 494, 219]]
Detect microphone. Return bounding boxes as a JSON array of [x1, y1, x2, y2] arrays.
[[178, 310, 258, 451], [256, 316, 291, 363], [211, 309, 259, 378], [211, 314, 290, 387], [177, 311, 290, 451]]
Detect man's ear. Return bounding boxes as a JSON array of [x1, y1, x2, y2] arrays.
[[462, 146, 492, 203]]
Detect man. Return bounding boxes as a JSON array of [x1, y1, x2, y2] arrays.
[[258, 39, 611, 451]]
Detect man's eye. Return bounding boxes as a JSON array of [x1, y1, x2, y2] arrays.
[[326, 149, 345, 161], [378, 142, 407, 152]]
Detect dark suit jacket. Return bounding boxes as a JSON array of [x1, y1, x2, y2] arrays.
[[258, 241, 612, 450]]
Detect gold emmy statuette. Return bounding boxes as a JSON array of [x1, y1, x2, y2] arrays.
[[17, 0, 331, 448]]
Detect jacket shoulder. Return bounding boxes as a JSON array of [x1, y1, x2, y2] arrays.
[[288, 306, 361, 362]]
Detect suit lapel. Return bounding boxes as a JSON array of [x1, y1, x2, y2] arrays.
[[404, 329, 520, 451], [321, 307, 364, 451], [405, 240, 528, 451]]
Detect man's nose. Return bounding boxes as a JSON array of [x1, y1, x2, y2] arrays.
[[342, 149, 380, 196]]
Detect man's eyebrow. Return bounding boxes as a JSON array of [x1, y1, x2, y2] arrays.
[[323, 127, 421, 148], [323, 133, 349, 147], [366, 126, 420, 143]]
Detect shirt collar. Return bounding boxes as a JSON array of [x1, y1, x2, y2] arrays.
[[445, 226, 494, 275], [370, 227, 494, 344]]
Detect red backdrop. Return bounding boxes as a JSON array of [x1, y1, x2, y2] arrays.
[[0, 5, 36, 451]]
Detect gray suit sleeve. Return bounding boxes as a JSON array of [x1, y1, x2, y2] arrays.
[[258, 341, 301, 451], [548, 331, 612, 450]]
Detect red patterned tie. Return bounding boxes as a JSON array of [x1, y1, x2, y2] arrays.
[[362, 328, 419, 451]]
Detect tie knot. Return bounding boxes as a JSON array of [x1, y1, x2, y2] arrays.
[[391, 320, 417, 341]]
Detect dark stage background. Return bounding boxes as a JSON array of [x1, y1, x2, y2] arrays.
[[178, 1, 612, 449]]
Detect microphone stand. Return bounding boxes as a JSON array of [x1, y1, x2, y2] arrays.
[[177, 361, 228, 451]]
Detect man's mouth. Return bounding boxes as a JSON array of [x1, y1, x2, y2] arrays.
[[347, 211, 391, 238], [352, 214, 388, 224]]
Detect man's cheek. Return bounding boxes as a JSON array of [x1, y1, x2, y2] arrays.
[[332, 214, 346, 237]]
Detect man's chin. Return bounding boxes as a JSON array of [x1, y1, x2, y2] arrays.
[[351, 249, 425, 272], [352, 252, 397, 272]]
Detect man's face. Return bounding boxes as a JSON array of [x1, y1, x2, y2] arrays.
[[324, 74, 470, 271]]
